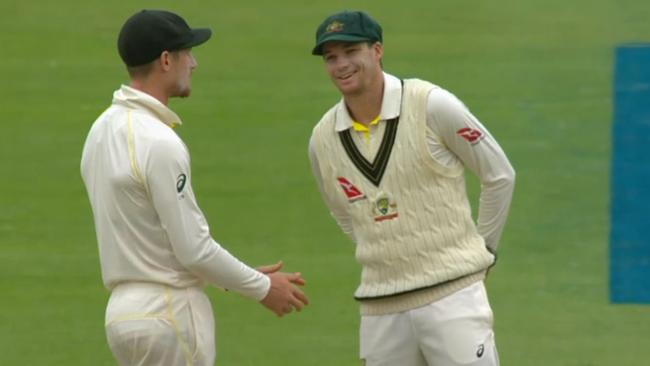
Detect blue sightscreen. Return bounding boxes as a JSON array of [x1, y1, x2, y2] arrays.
[[611, 44, 650, 303]]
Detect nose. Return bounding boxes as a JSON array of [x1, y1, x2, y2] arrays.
[[334, 55, 351, 71]]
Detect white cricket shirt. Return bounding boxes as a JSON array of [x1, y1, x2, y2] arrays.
[[81, 85, 270, 300]]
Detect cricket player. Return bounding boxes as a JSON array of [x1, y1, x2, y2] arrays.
[[308, 10, 515, 366], [81, 9, 308, 366]]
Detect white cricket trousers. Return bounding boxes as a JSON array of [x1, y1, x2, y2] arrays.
[[360, 281, 498, 366], [105, 282, 215, 366]]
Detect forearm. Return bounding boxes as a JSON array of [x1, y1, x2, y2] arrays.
[[184, 239, 270, 300], [477, 168, 515, 251]]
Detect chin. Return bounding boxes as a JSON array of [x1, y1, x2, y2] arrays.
[[338, 84, 361, 96], [176, 87, 192, 98]]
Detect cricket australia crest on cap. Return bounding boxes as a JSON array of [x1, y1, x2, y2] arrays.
[[326, 21, 344, 33], [337, 177, 366, 203], [372, 192, 398, 222]]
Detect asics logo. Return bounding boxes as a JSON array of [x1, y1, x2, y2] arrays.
[[476, 344, 485, 358], [176, 173, 187, 193]]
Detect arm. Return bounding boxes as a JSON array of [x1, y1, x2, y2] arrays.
[[145, 137, 309, 316], [426, 89, 515, 252], [308, 135, 356, 242]]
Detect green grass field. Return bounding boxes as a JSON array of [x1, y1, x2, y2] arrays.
[[1, 0, 649, 364]]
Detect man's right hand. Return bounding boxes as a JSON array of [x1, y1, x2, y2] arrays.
[[259, 263, 309, 317]]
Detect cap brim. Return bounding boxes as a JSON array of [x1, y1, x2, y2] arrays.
[[184, 28, 212, 49], [312, 34, 373, 55]]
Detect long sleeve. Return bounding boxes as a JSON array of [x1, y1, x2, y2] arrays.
[[146, 138, 270, 300], [425, 89, 515, 252], [308, 135, 356, 242]]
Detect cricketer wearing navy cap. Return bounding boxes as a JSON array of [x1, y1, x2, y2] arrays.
[[81, 9, 309, 366], [118, 9, 212, 67], [308, 9, 514, 366]]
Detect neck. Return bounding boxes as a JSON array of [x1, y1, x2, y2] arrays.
[[344, 74, 384, 125], [130, 78, 169, 105]]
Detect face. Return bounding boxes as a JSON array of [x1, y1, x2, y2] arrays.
[[167, 49, 197, 98], [322, 41, 383, 97]]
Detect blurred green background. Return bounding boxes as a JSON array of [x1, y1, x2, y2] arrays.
[[1, 0, 648, 364]]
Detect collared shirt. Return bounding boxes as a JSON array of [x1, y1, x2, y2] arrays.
[[81, 85, 270, 300], [309, 72, 515, 251]]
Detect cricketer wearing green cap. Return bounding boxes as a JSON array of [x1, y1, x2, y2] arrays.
[[311, 11, 382, 55], [308, 10, 515, 366]]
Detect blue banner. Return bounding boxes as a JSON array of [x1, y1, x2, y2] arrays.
[[611, 44, 650, 303]]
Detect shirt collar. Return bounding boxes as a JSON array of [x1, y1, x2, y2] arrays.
[[334, 72, 402, 132], [112, 85, 183, 127]]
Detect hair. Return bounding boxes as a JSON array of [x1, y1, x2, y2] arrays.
[[126, 61, 155, 78], [365, 41, 384, 69], [125, 51, 182, 78]]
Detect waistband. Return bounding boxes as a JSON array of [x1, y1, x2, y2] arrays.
[[110, 281, 204, 297], [359, 270, 486, 316]]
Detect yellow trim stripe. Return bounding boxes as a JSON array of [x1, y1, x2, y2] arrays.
[[105, 313, 168, 326], [126, 110, 145, 185], [165, 287, 194, 366]]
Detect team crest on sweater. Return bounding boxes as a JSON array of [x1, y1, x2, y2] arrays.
[[337, 177, 366, 202], [372, 192, 398, 222]]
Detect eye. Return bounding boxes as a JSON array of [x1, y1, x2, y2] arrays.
[[345, 47, 360, 55]]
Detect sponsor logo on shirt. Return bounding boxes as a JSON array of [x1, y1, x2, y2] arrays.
[[176, 173, 187, 193], [476, 344, 485, 358], [337, 177, 366, 203], [457, 127, 484, 145]]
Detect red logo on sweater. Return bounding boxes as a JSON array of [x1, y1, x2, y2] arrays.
[[337, 177, 366, 202], [457, 127, 484, 145]]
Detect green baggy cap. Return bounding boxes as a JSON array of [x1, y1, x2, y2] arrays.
[[312, 11, 382, 55]]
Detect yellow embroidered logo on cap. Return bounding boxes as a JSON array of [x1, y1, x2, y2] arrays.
[[326, 21, 344, 33]]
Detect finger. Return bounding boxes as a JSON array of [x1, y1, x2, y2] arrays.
[[275, 307, 286, 317], [258, 261, 283, 274], [292, 288, 310, 306], [287, 272, 306, 286], [289, 296, 305, 312]]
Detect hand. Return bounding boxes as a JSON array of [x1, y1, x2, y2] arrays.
[[259, 263, 309, 317], [257, 261, 305, 286]]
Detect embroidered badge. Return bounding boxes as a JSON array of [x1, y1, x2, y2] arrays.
[[326, 21, 344, 33], [372, 192, 398, 222], [337, 177, 366, 202]]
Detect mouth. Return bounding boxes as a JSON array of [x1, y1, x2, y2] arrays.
[[337, 71, 356, 81]]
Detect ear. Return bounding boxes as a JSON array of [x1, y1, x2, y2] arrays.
[[373, 42, 384, 62], [159, 51, 173, 72]]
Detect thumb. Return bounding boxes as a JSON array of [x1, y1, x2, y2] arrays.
[[258, 261, 283, 274]]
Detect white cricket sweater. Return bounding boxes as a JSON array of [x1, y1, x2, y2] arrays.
[[310, 77, 508, 314]]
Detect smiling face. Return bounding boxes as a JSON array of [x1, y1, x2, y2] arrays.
[[322, 41, 384, 97]]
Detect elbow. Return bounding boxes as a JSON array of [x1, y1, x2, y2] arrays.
[[503, 168, 516, 196], [505, 165, 516, 187], [489, 166, 515, 193]]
